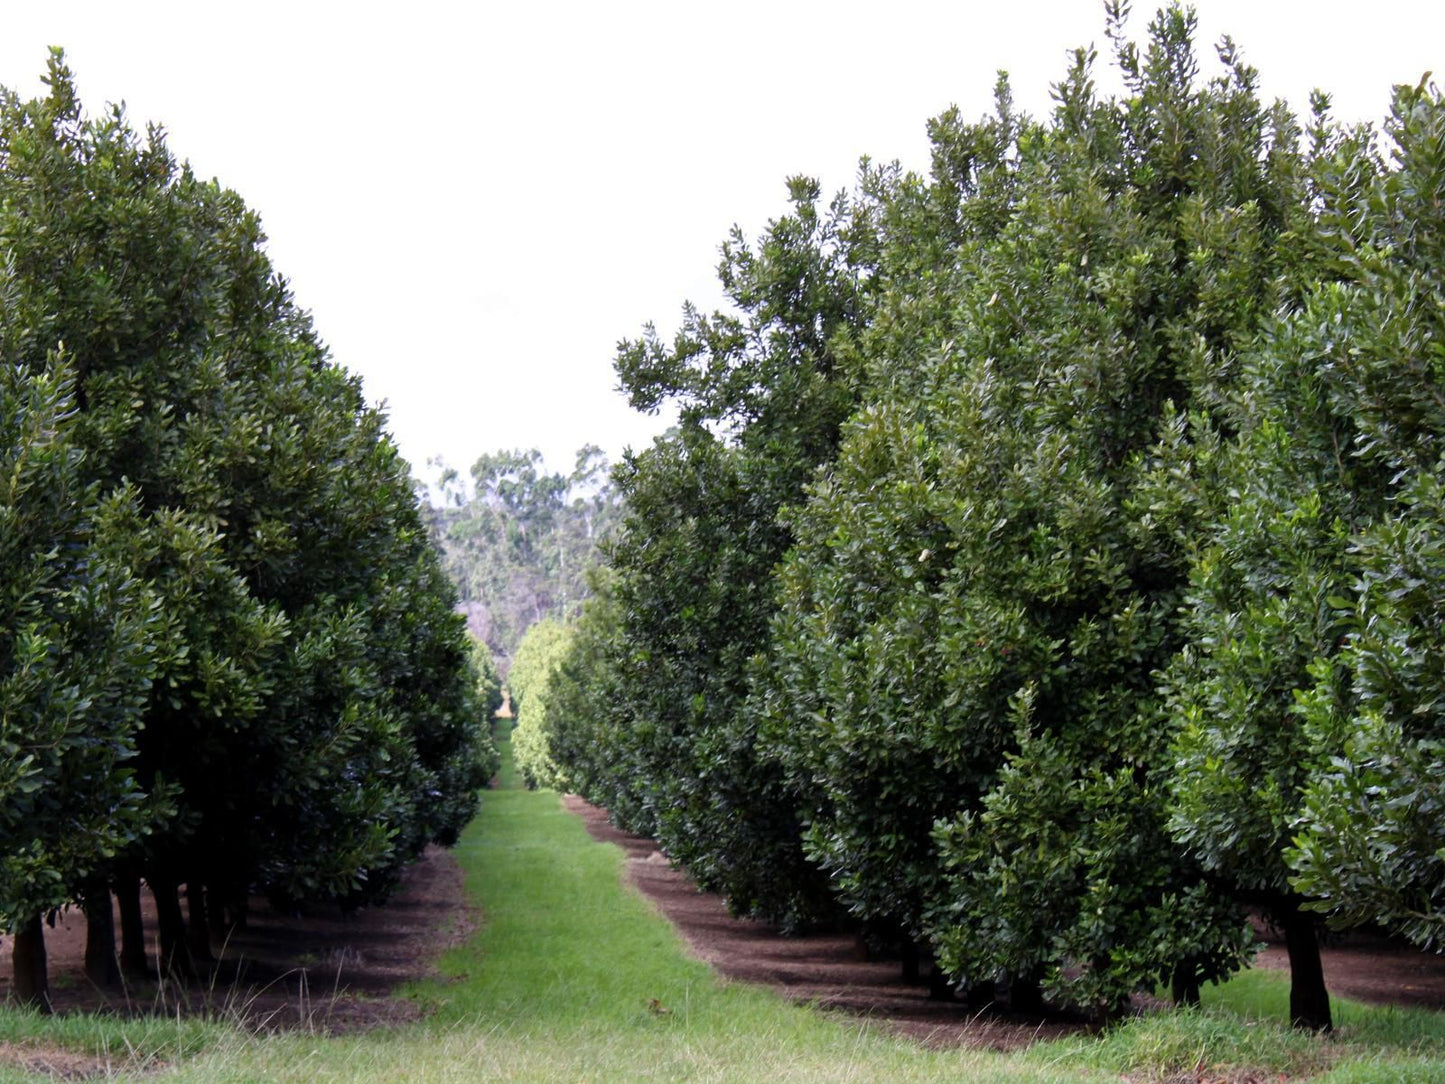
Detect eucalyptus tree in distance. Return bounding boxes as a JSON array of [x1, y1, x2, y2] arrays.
[[431, 444, 620, 666]]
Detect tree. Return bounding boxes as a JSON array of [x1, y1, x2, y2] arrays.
[[0, 51, 493, 985], [0, 362, 160, 1009], [764, 4, 1317, 1016], [1165, 78, 1445, 1029], [509, 619, 575, 790], [470, 635, 505, 724], [543, 573, 636, 818], [1285, 79, 1445, 953], [548, 171, 883, 931]]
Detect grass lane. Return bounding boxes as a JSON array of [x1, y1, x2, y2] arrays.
[[151, 728, 1068, 1082]]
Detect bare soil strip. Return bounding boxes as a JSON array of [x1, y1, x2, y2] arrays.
[[0, 1040, 121, 1080], [561, 794, 1445, 1049]]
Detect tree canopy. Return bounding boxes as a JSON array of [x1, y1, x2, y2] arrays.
[[543, 4, 1445, 1031], [0, 52, 495, 1008]]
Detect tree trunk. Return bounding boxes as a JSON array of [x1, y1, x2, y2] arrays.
[[964, 978, 1001, 1012], [207, 880, 234, 947], [1171, 959, 1201, 1007], [226, 884, 249, 932], [1008, 975, 1047, 1016], [1282, 907, 1332, 1031], [151, 878, 193, 979], [1011, 977, 1046, 1017], [82, 882, 122, 990], [899, 937, 922, 984], [926, 964, 957, 1001], [116, 871, 149, 977], [185, 883, 216, 965], [12, 913, 52, 1014]]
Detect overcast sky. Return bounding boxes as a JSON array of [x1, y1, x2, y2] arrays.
[[2, 2, 1440, 486]]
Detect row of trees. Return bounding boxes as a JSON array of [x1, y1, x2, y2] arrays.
[[0, 54, 497, 1010], [428, 446, 619, 669], [529, 5, 1444, 1031]]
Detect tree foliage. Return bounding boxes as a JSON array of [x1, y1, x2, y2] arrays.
[[763, 5, 1320, 1015], [509, 618, 576, 790], [0, 52, 494, 1001], [469, 635, 505, 724], [1283, 81, 1445, 951], [0, 363, 163, 1007], [1165, 78, 1445, 978], [550, 4, 1445, 1030]]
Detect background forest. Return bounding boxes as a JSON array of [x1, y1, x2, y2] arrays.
[[425, 445, 620, 672]]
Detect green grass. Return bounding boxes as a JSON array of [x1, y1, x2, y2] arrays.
[[1020, 967, 1445, 1083], [0, 1007, 222, 1082], [4, 725, 1444, 1081]]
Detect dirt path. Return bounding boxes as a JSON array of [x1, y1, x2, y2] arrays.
[[561, 795, 1445, 1048]]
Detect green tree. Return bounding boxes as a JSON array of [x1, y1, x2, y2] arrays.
[[552, 171, 882, 931], [543, 573, 636, 818], [1165, 78, 1445, 1029], [470, 635, 505, 724], [764, 4, 1317, 1016], [0, 362, 160, 1009], [1285, 80, 1445, 953], [0, 52, 493, 980], [509, 618, 576, 790]]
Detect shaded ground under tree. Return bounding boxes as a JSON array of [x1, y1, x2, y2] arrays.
[[0, 846, 474, 1033]]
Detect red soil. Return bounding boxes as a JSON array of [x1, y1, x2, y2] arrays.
[[562, 795, 1445, 1049]]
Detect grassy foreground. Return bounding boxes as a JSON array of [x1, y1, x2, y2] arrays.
[[3, 727, 1444, 1081]]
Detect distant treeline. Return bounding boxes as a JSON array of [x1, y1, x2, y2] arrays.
[[426, 445, 620, 672]]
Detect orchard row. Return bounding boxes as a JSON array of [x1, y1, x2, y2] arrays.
[[0, 55, 497, 1010], [515, 7, 1445, 1032]]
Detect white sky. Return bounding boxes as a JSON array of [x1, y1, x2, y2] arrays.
[[2, 2, 1441, 486]]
